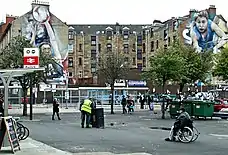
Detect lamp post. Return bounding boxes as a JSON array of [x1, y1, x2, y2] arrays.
[[65, 73, 69, 109]]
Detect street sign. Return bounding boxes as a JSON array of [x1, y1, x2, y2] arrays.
[[23, 48, 39, 68], [65, 91, 69, 99]]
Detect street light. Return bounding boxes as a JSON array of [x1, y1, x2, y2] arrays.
[[65, 73, 69, 109]]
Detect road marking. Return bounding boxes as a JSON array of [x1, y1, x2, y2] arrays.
[[209, 134, 228, 138]]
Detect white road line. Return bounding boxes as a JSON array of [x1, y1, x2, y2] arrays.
[[209, 134, 228, 138]]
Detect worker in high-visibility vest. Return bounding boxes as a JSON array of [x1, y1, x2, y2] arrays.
[[80, 97, 94, 128]]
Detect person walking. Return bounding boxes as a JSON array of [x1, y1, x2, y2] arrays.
[[127, 96, 134, 114], [52, 98, 61, 120], [80, 97, 94, 128], [121, 95, 127, 114]]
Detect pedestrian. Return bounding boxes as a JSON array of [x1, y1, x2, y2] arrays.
[[52, 98, 61, 120], [80, 97, 94, 128], [140, 95, 144, 109], [127, 96, 134, 114], [149, 95, 154, 111], [121, 95, 127, 114]]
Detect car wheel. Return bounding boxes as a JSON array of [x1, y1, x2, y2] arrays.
[[221, 117, 227, 120]]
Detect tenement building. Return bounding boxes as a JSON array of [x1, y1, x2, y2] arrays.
[[0, 3, 227, 86]]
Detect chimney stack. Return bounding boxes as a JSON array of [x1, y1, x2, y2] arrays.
[[189, 9, 196, 21], [208, 5, 216, 20], [31, 0, 50, 10]]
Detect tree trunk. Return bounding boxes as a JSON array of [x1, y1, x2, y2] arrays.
[[23, 88, 28, 116], [110, 84, 114, 114], [161, 82, 165, 119], [179, 82, 185, 93]]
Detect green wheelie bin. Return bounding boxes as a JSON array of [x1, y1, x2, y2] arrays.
[[192, 101, 214, 119], [182, 100, 194, 116], [169, 101, 181, 118]]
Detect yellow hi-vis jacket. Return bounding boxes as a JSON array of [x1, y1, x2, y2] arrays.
[[81, 99, 92, 114]]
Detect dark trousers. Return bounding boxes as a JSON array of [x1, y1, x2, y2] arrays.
[[122, 105, 127, 114], [140, 102, 144, 109], [52, 110, 61, 120], [81, 110, 91, 127]]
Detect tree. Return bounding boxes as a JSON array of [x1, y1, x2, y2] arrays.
[[213, 48, 228, 81], [142, 46, 185, 119], [98, 52, 129, 114], [172, 41, 214, 92], [0, 36, 52, 116]]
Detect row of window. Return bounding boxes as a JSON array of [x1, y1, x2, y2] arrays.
[[68, 35, 176, 54], [69, 23, 177, 41], [74, 41, 159, 53], [68, 56, 147, 68]]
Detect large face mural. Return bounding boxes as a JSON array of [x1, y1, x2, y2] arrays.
[[182, 10, 228, 53], [21, 5, 68, 80]]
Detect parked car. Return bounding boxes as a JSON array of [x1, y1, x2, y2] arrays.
[[214, 99, 228, 112]]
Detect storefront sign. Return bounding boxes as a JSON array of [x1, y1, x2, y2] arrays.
[[128, 80, 147, 87]]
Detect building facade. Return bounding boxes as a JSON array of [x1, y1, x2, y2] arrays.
[[0, 0, 69, 80], [1, 3, 227, 86], [67, 19, 178, 85]]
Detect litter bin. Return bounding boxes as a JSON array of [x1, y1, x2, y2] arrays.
[[192, 101, 214, 119], [182, 100, 193, 116], [91, 108, 104, 129], [169, 101, 181, 118]]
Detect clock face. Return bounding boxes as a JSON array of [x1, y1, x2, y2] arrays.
[[33, 6, 50, 22]]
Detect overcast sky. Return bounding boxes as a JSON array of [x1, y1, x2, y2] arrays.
[[0, 0, 227, 24]]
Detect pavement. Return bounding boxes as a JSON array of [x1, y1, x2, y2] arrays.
[[1, 108, 228, 155], [8, 104, 161, 115], [1, 138, 151, 155]]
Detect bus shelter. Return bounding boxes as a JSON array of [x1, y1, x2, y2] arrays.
[[0, 68, 45, 116]]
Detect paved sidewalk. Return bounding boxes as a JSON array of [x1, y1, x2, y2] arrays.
[[0, 138, 151, 155], [8, 105, 161, 115]]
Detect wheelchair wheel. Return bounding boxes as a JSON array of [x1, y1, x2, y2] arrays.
[[177, 127, 194, 143], [191, 126, 200, 142]]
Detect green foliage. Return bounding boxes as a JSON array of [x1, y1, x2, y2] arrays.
[[142, 39, 214, 92], [213, 48, 228, 81], [173, 41, 214, 86], [0, 36, 52, 88], [0, 36, 33, 68], [142, 45, 185, 88]]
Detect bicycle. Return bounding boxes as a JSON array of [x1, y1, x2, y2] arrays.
[[12, 118, 30, 141]]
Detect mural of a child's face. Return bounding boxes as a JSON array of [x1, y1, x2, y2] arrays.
[[195, 16, 208, 33]]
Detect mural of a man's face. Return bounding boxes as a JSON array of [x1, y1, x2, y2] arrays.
[[41, 44, 51, 56], [195, 16, 208, 33]]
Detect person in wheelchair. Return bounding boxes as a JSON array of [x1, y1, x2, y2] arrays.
[[165, 107, 193, 141]]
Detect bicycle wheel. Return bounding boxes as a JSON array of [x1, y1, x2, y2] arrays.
[[16, 127, 25, 141], [17, 122, 24, 128], [20, 126, 30, 140], [178, 127, 194, 143], [191, 126, 200, 142]]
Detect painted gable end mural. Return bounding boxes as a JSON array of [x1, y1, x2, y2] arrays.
[[182, 9, 228, 53], [21, 4, 68, 80]]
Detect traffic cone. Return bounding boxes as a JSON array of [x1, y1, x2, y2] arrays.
[[8, 104, 12, 109]]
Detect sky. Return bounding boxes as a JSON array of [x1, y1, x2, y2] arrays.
[[0, 0, 228, 24]]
